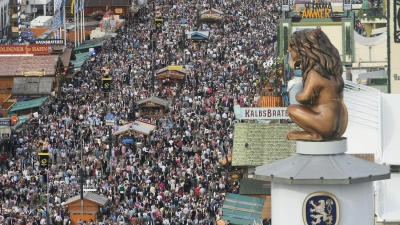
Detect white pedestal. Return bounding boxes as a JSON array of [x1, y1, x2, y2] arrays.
[[254, 139, 390, 225], [272, 182, 374, 225]]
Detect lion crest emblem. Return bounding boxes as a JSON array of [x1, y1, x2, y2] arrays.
[[303, 192, 339, 225]]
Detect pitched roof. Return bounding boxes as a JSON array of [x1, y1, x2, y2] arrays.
[[254, 153, 390, 184], [61, 48, 73, 67], [64, 192, 109, 206], [239, 178, 271, 195], [221, 193, 265, 224], [0, 55, 58, 76], [12, 77, 53, 95], [8, 97, 49, 114], [232, 123, 300, 166], [191, 32, 209, 40], [156, 66, 187, 74], [201, 8, 224, 15], [136, 96, 170, 107]]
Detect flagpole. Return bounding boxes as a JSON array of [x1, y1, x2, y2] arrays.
[[63, 0, 66, 47], [80, 9, 82, 43], [81, 8, 84, 42], [74, 9, 76, 47], [77, 10, 79, 46]]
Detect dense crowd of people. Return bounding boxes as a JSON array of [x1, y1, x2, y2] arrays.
[[0, 0, 281, 224]]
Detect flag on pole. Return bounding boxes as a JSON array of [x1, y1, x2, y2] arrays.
[[75, 0, 79, 14], [80, 0, 84, 12], [55, 0, 62, 10], [52, 11, 62, 31], [52, 0, 63, 31], [71, 0, 75, 14]]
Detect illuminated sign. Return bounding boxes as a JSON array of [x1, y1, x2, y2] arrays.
[[0, 45, 53, 55], [234, 105, 290, 120], [301, 2, 332, 18], [168, 65, 183, 70]]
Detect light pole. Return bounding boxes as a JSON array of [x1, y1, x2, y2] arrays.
[[151, 39, 156, 95], [108, 124, 112, 173], [46, 168, 51, 225], [80, 128, 85, 214]]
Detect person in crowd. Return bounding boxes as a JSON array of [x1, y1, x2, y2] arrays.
[[0, 0, 282, 224]]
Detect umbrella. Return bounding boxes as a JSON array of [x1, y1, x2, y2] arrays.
[[21, 33, 31, 38], [122, 138, 134, 144]]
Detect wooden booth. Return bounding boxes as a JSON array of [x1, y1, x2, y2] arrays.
[[64, 192, 109, 225], [200, 8, 223, 23], [136, 96, 170, 118], [156, 66, 187, 95]]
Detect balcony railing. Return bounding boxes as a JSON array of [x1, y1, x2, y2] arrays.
[[357, 7, 386, 21]]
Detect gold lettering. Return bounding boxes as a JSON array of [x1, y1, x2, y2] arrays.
[[0, 47, 24, 52], [302, 9, 313, 18], [302, 8, 331, 18], [312, 9, 320, 18], [325, 8, 331, 18]]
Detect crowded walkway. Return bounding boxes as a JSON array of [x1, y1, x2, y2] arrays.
[[0, 0, 281, 224]]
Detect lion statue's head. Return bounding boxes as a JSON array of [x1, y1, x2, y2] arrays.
[[288, 27, 344, 95]]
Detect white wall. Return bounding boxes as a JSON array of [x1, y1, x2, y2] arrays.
[[381, 94, 400, 165], [272, 182, 374, 225], [292, 25, 343, 58], [389, 2, 400, 93], [376, 174, 400, 222], [352, 31, 387, 67], [343, 83, 381, 155]]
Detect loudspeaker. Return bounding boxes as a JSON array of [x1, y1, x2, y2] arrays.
[[26, 1, 29, 5]]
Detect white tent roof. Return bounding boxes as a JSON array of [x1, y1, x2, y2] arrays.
[[354, 30, 387, 46], [113, 121, 156, 136]]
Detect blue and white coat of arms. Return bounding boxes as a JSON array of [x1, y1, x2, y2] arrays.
[[303, 192, 340, 225]]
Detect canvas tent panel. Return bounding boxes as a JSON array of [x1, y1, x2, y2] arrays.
[[9, 97, 49, 113], [112, 121, 156, 136], [12, 77, 53, 95], [221, 193, 264, 224]]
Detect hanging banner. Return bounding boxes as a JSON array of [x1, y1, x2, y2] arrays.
[[234, 105, 290, 120], [102, 77, 112, 92], [282, 0, 290, 12], [168, 65, 183, 71], [343, 0, 351, 11], [301, 2, 332, 18], [0, 118, 10, 126], [34, 39, 65, 45], [0, 45, 53, 55], [38, 152, 50, 169]]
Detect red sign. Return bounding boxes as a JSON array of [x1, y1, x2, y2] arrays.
[[0, 44, 53, 55]]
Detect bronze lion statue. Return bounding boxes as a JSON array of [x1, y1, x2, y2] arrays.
[[286, 27, 348, 141]]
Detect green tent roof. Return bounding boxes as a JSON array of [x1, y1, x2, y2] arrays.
[[11, 114, 30, 130], [239, 178, 271, 195], [73, 37, 107, 52], [73, 43, 103, 52], [71, 52, 92, 68], [9, 97, 49, 114], [221, 193, 265, 225]]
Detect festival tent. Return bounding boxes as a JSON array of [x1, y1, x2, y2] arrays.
[[112, 121, 156, 136]]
